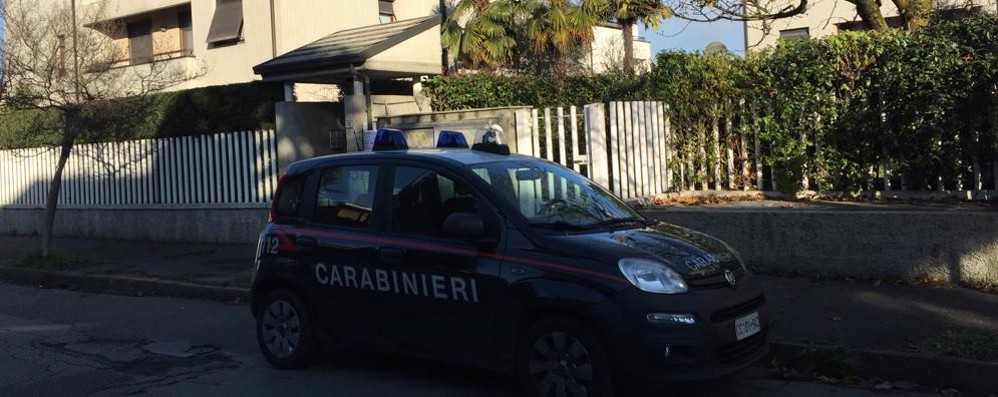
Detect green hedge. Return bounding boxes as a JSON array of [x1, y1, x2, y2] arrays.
[[423, 12, 998, 193], [0, 81, 283, 149], [423, 72, 649, 110]]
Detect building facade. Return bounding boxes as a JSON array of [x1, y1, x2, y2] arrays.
[[18, 0, 651, 94], [745, 0, 998, 49], [67, 0, 441, 91]]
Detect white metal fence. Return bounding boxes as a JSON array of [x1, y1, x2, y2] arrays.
[[515, 102, 682, 200], [0, 130, 279, 208]]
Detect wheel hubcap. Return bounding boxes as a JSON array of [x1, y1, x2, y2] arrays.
[[529, 331, 594, 397], [261, 299, 301, 359]]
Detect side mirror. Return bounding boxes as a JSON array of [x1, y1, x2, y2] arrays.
[[442, 213, 485, 240]]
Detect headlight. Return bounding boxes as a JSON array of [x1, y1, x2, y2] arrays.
[[618, 258, 688, 294]]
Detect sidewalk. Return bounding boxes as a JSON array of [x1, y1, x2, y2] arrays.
[[0, 235, 254, 288], [1, 235, 997, 393]]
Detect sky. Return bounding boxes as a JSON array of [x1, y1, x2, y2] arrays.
[[641, 19, 747, 55]]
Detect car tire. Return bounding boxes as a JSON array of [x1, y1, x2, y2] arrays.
[[256, 289, 318, 369], [517, 316, 615, 397]]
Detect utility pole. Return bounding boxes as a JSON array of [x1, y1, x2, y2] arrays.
[[439, 0, 448, 75]]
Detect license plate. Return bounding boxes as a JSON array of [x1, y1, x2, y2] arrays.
[[735, 312, 761, 341]]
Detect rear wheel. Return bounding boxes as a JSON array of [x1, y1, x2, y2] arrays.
[[517, 316, 614, 397], [256, 289, 318, 369]]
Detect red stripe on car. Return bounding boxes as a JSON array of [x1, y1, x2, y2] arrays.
[[270, 226, 627, 284]]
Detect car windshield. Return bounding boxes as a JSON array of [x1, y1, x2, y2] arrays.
[[469, 159, 644, 231]]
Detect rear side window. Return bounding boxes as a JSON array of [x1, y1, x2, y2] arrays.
[[274, 176, 305, 219], [314, 165, 379, 228]]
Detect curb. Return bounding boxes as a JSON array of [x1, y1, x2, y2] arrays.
[[771, 340, 998, 395], [0, 267, 249, 303]]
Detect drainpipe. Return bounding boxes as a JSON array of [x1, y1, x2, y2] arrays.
[[269, 0, 278, 57]]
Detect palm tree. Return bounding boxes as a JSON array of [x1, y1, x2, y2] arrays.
[[585, 0, 672, 72], [525, 0, 599, 74], [442, 0, 599, 73], [442, 0, 523, 70]]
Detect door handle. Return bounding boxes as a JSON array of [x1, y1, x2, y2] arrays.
[[295, 236, 318, 249], [379, 247, 406, 264]]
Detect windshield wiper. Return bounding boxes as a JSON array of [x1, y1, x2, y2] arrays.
[[528, 221, 593, 232], [589, 217, 647, 230]]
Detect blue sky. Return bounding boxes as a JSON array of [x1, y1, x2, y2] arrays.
[[641, 19, 746, 55]]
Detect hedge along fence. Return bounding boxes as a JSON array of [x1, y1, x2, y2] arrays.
[[424, 13, 998, 195], [0, 81, 284, 150]]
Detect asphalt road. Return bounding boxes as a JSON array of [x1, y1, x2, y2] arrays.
[[0, 281, 944, 397]]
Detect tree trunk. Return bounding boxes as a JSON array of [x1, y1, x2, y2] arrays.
[[41, 120, 77, 257], [849, 0, 890, 31], [622, 20, 634, 73], [895, 0, 932, 31]]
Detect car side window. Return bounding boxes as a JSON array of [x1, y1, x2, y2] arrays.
[[313, 165, 379, 228], [274, 175, 305, 220], [392, 166, 478, 239]]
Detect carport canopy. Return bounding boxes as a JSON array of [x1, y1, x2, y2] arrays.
[[253, 16, 443, 83]]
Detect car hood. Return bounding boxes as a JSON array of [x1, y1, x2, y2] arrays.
[[542, 222, 742, 278]]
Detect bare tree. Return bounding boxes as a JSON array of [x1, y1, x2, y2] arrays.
[[0, 0, 199, 256], [667, 0, 943, 35]]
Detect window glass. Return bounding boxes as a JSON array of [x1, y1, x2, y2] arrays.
[[126, 20, 152, 65], [470, 160, 643, 231], [378, 0, 396, 23], [314, 166, 379, 228], [274, 176, 305, 218], [392, 166, 478, 238], [179, 11, 194, 53]]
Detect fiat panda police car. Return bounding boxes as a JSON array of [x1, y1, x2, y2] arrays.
[[251, 129, 767, 396]]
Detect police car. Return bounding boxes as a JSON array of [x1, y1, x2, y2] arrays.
[[251, 129, 768, 396]]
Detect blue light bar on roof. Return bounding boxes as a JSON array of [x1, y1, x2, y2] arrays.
[[372, 128, 409, 151], [436, 130, 469, 148]]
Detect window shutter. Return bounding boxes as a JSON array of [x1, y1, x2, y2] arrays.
[[378, 0, 394, 15], [207, 0, 243, 45]]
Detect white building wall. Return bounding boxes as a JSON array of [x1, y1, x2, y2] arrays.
[[746, 0, 998, 49], [587, 25, 652, 72]]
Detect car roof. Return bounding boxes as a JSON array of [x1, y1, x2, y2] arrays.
[[285, 148, 539, 175]]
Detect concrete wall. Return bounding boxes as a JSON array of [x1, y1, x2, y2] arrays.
[[377, 107, 532, 152], [644, 209, 998, 286], [275, 101, 345, 171], [0, 207, 268, 244]]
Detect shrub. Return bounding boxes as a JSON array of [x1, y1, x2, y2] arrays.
[[0, 81, 283, 149]]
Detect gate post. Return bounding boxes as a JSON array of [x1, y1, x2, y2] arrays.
[[584, 103, 609, 190]]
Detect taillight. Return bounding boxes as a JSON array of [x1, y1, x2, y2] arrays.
[[269, 174, 288, 222]]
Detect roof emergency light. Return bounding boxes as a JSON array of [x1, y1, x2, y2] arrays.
[[372, 128, 409, 151], [436, 130, 469, 148], [471, 126, 510, 155]]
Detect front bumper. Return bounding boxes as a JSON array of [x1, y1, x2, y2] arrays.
[[592, 273, 770, 384]]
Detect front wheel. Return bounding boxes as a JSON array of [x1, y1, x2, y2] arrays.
[[256, 289, 318, 369], [517, 316, 615, 397]]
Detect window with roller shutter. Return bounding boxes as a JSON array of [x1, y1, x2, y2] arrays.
[[207, 0, 243, 46]]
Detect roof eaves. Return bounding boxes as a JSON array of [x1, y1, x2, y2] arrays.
[[252, 15, 439, 79]]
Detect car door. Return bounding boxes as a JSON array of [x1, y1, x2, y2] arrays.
[[302, 162, 392, 346], [377, 162, 506, 369]]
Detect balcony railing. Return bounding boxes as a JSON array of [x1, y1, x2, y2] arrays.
[[114, 48, 194, 68]]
